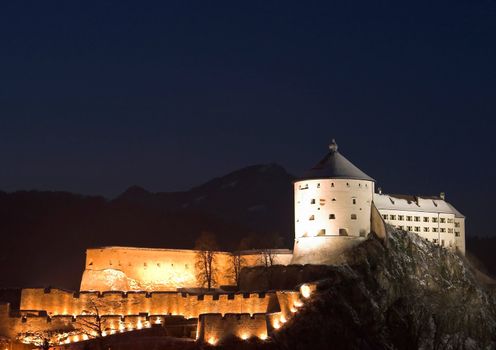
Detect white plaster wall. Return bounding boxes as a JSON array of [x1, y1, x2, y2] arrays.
[[294, 179, 374, 238], [454, 218, 466, 254], [379, 210, 459, 250]]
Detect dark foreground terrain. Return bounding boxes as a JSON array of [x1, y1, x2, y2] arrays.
[[29, 228, 495, 350]]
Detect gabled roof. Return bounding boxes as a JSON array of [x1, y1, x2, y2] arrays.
[[299, 140, 375, 182]]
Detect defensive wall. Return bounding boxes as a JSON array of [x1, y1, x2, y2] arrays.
[[1, 287, 305, 344], [80, 247, 293, 292]]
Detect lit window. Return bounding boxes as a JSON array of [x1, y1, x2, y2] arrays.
[[351, 214, 357, 220], [309, 215, 315, 221], [329, 214, 335, 219]]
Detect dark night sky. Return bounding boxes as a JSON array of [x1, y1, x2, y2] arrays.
[[0, 1, 495, 235]]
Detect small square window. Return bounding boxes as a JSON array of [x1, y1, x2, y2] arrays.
[[351, 214, 357, 220], [311, 199, 316, 204], [329, 214, 335, 219], [309, 215, 315, 221]]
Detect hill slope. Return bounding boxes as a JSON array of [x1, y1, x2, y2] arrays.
[[272, 229, 496, 349]]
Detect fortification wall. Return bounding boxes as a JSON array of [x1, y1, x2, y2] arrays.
[[19, 288, 273, 319], [80, 247, 234, 291], [198, 313, 268, 344], [80, 247, 292, 292]]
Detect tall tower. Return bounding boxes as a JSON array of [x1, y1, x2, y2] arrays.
[[291, 140, 375, 265]]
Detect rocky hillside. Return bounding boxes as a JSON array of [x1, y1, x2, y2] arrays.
[[268, 228, 496, 349]]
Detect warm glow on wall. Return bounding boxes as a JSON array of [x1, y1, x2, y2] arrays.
[[280, 315, 287, 324], [207, 337, 217, 345], [240, 333, 249, 340], [259, 333, 268, 340], [294, 300, 303, 308], [273, 320, 280, 329]]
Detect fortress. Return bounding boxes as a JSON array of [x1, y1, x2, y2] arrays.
[[0, 140, 465, 349]]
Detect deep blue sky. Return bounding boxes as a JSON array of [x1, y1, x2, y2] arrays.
[[0, 1, 495, 235]]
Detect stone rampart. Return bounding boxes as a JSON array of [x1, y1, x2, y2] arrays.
[[80, 247, 292, 292], [197, 313, 268, 344]]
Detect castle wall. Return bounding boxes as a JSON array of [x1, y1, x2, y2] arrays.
[[19, 288, 273, 319], [294, 179, 374, 239], [80, 247, 233, 292], [80, 247, 292, 292], [197, 313, 268, 344]]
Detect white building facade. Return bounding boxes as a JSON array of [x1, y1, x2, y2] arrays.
[[374, 193, 466, 254], [291, 140, 466, 264], [291, 140, 376, 264]]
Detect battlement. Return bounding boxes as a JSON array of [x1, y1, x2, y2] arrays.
[[19, 288, 275, 319]]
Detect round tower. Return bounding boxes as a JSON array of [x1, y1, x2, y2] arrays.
[[291, 140, 375, 265]]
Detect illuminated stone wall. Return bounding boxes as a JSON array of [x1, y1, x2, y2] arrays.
[[80, 247, 292, 292], [197, 313, 268, 344], [292, 179, 374, 265], [19, 288, 275, 319]]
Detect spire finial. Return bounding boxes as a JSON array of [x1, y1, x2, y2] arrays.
[[329, 139, 338, 152]]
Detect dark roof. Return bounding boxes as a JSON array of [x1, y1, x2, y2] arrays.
[[299, 140, 375, 182]]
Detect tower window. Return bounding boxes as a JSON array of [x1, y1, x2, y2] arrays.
[[346, 182, 350, 187], [339, 228, 348, 236], [329, 214, 335, 219], [351, 214, 357, 220], [332, 198, 336, 202], [310, 199, 316, 204], [309, 215, 315, 221], [317, 183, 320, 188], [352, 198, 356, 205], [331, 183, 334, 187]]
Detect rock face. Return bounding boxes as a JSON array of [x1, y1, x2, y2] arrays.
[[248, 228, 496, 349]]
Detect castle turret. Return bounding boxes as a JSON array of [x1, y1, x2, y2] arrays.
[[291, 140, 375, 264]]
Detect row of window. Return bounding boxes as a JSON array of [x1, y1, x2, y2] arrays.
[[307, 198, 356, 205], [393, 225, 460, 235], [89, 261, 190, 269], [304, 213, 357, 221], [299, 182, 369, 190], [383, 214, 454, 224]]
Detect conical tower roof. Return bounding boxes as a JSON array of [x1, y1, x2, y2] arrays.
[[299, 139, 374, 182]]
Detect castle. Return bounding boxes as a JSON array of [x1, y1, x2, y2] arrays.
[[0, 140, 465, 348]]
